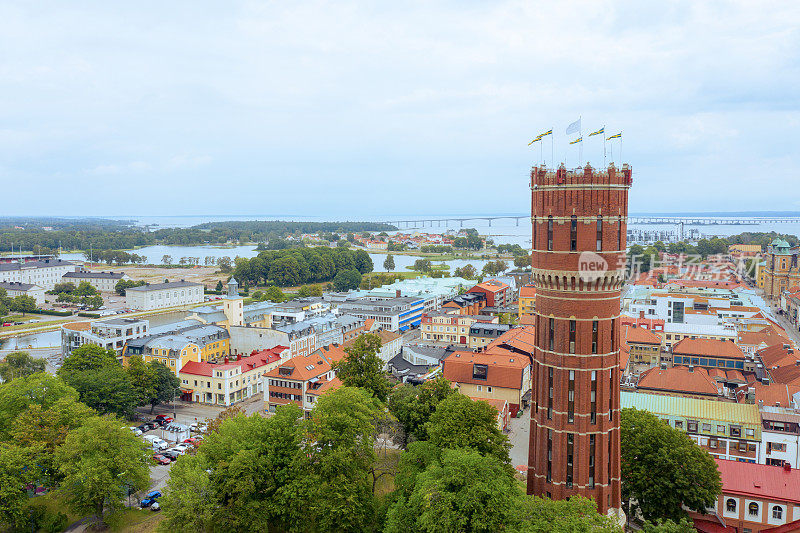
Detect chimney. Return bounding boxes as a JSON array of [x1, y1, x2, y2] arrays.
[[396, 289, 401, 298], [224, 356, 229, 364], [688, 364, 694, 373], [785, 463, 792, 472], [639, 311, 645, 319]]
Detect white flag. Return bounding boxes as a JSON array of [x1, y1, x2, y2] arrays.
[[566, 118, 581, 135]]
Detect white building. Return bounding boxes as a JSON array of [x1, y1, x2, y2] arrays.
[[125, 280, 204, 311], [62, 270, 131, 292], [759, 406, 800, 468], [0, 259, 79, 290], [61, 317, 150, 357], [0, 281, 46, 305]]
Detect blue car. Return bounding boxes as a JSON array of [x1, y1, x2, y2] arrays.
[[140, 490, 162, 508]]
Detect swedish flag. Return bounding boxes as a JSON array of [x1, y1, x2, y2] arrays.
[[527, 135, 543, 146], [540, 129, 553, 137], [607, 132, 622, 140], [588, 127, 604, 137], [569, 137, 582, 145]]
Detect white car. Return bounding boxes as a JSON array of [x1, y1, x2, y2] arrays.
[[173, 443, 190, 453], [153, 439, 169, 451], [128, 426, 142, 436], [168, 447, 186, 456]]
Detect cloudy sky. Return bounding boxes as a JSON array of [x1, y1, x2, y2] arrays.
[[2, 1, 799, 217]]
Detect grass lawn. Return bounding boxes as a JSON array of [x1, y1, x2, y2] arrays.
[[372, 447, 401, 498], [28, 491, 164, 532], [0, 317, 72, 333]]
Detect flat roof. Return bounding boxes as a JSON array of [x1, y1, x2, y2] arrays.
[[125, 280, 203, 292]]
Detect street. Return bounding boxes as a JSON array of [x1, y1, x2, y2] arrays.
[[508, 406, 530, 468]]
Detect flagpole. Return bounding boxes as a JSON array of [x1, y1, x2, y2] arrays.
[[603, 126, 606, 168], [578, 115, 582, 167], [550, 130, 554, 169]]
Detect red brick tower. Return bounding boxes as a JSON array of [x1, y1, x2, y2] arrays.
[[526, 163, 632, 516]]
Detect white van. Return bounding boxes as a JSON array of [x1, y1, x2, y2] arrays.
[[153, 438, 169, 451], [143, 435, 159, 444]]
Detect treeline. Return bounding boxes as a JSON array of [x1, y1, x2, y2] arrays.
[[232, 247, 373, 287], [0, 219, 397, 253]]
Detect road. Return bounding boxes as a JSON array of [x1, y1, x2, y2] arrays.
[[508, 406, 530, 468]]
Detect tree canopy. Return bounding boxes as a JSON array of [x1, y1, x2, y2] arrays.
[[335, 333, 390, 402], [0, 351, 46, 382]]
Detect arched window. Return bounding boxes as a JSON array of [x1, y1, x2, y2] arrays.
[[773, 506, 783, 520], [725, 498, 736, 512], [749, 502, 759, 517]]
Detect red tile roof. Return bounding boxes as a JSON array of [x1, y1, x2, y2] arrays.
[[181, 346, 288, 377], [715, 458, 800, 504], [672, 338, 745, 360], [637, 366, 720, 397], [487, 326, 536, 354], [750, 382, 800, 408], [519, 284, 536, 298], [622, 325, 662, 345], [470, 279, 509, 294], [443, 348, 529, 390]]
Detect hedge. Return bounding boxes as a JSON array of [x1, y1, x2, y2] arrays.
[[36, 309, 73, 317], [77, 312, 101, 318]]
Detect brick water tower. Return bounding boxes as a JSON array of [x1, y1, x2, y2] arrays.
[[526, 163, 632, 517]]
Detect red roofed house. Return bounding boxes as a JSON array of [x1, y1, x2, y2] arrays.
[[471, 396, 510, 431], [263, 343, 347, 415], [468, 279, 511, 308], [179, 345, 289, 405], [442, 326, 533, 416], [690, 458, 800, 533], [672, 338, 749, 373], [637, 365, 721, 399], [623, 324, 664, 367]]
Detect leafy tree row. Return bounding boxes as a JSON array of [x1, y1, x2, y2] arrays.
[[232, 247, 373, 287], [0, 288, 38, 318]]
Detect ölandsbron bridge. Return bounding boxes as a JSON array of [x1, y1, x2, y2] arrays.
[[384, 215, 800, 229]]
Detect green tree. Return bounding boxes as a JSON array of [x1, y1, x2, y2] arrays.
[[0, 300, 7, 320], [388, 377, 456, 445], [56, 416, 150, 527], [306, 387, 385, 532], [10, 295, 37, 316], [334, 333, 389, 402], [510, 495, 620, 532], [621, 408, 721, 522], [0, 351, 45, 382], [0, 443, 38, 529], [83, 294, 104, 309], [383, 254, 395, 272], [146, 361, 180, 413], [333, 268, 362, 291], [114, 279, 146, 296], [513, 255, 530, 269], [0, 372, 79, 436], [60, 344, 117, 373], [412, 258, 432, 272], [75, 281, 100, 297], [51, 282, 77, 294], [385, 448, 520, 533], [263, 285, 286, 302], [642, 518, 696, 533], [126, 354, 155, 407], [161, 405, 310, 533], [454, 264, 478, 279], [215, 280, 224, 291], [427, 393, 511, 464]]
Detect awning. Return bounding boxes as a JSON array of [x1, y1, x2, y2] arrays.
[[181, 389, 194, 394]]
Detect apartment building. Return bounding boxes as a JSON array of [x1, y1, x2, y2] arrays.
[[672, 337, 749, 372], [467, 279, 511, 307], [62, 270, 130, 292], [622, 324, 663, 367], [0, 281, 45, 305], [759, 406, 800, 468], [61, 317, 150, 357], [125, 280, 204, 310], [517, 283, 536, 318], [179, 346, 287, 405], [343, 328, 402, 367], [621, 391, 761, 463], [468, 323, 512, 350], [0, 259, 79, 290], [420, 311, 497, 344], [335, 296, 424, 332], [263, 344, 347, 414]]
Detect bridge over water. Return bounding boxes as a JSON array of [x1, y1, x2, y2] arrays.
[[385, 216, 800, 229]]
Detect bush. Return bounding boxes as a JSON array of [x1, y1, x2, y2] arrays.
[[77, 312, 101, 318], [20, 503, 68, 533], [35, 309, 73, 317]]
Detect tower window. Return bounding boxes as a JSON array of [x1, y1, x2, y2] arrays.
[[592, 320, 598, 354], [547, 367, 553, 420], [569, 320, 576, 353], [590, 370, 597, 424], [589, 434, 596, 489], [568, 370, 575, 423], [617, 216, 622, 249], [566, 433, 574, 488], [596, 216, 603, 251], [570, 215, 577, 251], [546, 429, 553, 482], [533, 216, 537, 249], [547, 216, 554, 251], [549, 318, 555, 351]]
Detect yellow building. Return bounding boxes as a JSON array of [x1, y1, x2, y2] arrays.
[[122, 337, 201, 376], [518, 284, 536, 318], [762, 239, 800, 299]]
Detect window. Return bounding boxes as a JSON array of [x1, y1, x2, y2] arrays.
[[533, 216, 537, 248], [596, 216, 603, 251], [617, 216, 622, 249], [746, 428, 754, 437], [773, 506, 783, 520], [588, 434, 596, 488], [473, 364, 488, 380], [748, 502, 759, 517], [730, 425, 741, 437], [590, 370, 597, 424], [674, 420, 683, 429], [717, 425, 726, 434], [546, 429, 552, 482], [726, 498, 736, 512], [549, 318, 555, 351], [487, 386, 492, 393], [688, 421, 698, 432], [566, 433, 574, 488], [702, 423, 712, 432], [570, 215, 577, 251], [568, 370, 575, 423], [547, 367, 553, 420], [569, 320, 576, 353], [592, 320, 598, 354], [547, 216, 554, 251]]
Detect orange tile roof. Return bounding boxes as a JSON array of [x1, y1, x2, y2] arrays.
[[518, 315, 536, 326], [443, 347, 529, 390], [672, 338, 746, 360], [637, 365, 720, 396], [738, 327, 790, 348], [622, 325, 662, 345], [264, 351, 335, 382], [619, 343, 630, 370], [470, 279, 509, 294], [519, 284, 536, 298], [306, 376, 343, 396], [758, 344, 798, 369], [750, 382, 800, 408], [470, 396, 508, 413], [486, 326, 536, 353]]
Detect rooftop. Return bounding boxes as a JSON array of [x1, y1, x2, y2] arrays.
[[125, 280, 203, 292], [64, 271, 127, 279], [715, 458, 800, 504], [672, 338, 745, 359], [637, 365, 720, 397], [620, 391, 760, 426]]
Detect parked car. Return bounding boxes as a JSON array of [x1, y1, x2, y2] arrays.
[[143, 435, 159, 444], [141, 490, 162, 507], [129, 427, 143, 436], [155, 415, 173, 423], [1, 323, 11, 327], [151, 502, 161, 512], [182, 437, 199, 446], [152, 454, 171, 465], [173, 443, 190, 453], [168, 446, 187, 456], [162, 449, 180, 460], [153, 439, 169, 451], [137, 423, 152, 432]]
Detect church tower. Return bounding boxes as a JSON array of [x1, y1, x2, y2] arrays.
[[223, 277, 244, 327]]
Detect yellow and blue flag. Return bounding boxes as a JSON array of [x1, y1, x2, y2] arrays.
[[607, 132, 622, 140], [588, 127, 604, 137], [527, 135, 543, 146], [569, 137, 582, 145]]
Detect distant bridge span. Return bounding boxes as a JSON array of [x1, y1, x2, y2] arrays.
[[384, 216, 800, 229]]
